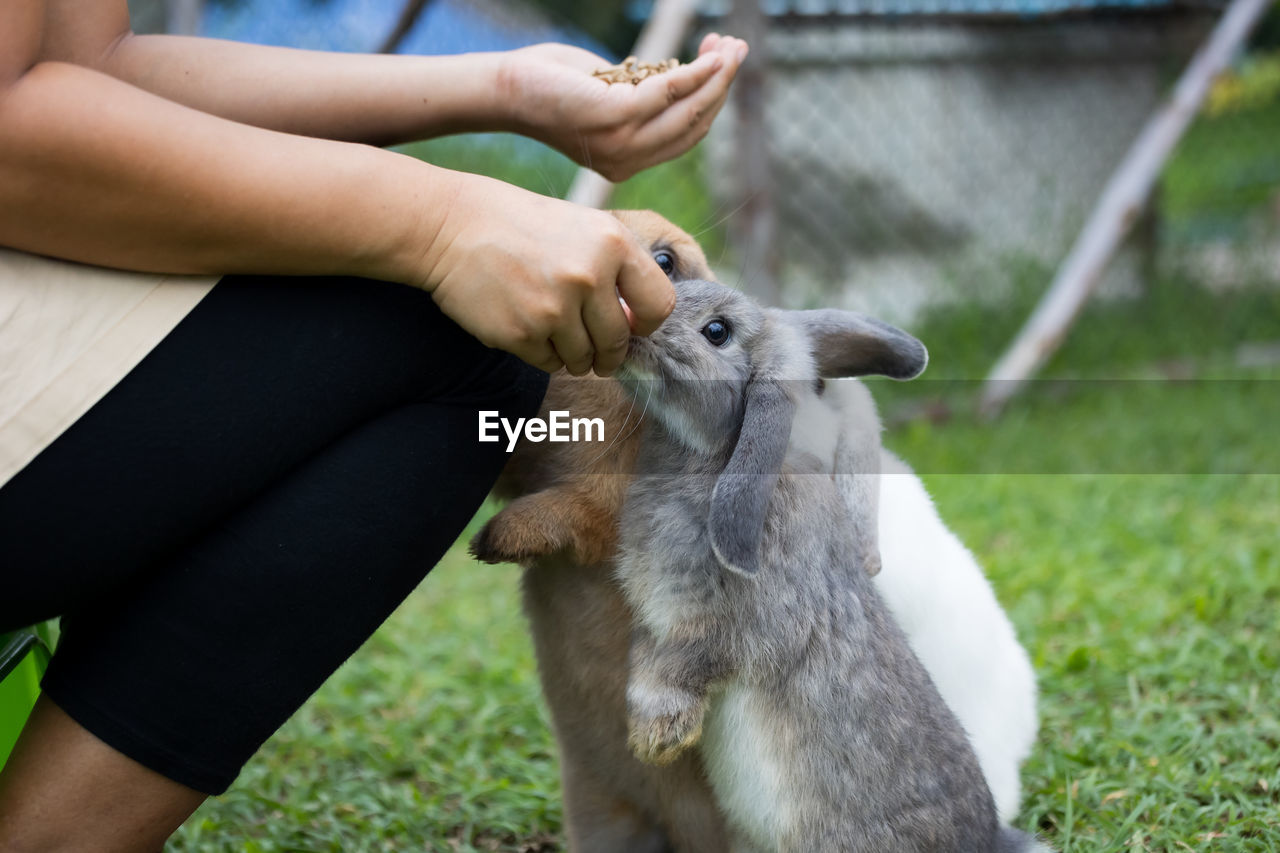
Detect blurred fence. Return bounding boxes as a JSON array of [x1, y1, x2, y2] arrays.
[[689, 2, 1280, 327]]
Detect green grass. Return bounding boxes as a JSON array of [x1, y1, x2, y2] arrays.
[[919, 472, 1280, 852], [173, 509, 562, 853], [168, 274, 1280, 851]]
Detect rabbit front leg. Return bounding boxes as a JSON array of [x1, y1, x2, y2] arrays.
[[471, 486, 618, 565], [626, 623, 732, 766]]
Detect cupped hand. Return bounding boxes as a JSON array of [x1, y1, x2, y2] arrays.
[[420, 171, 675, 376], [497, 33, 749, 182]]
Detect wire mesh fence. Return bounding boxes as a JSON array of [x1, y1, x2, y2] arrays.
[[692, 2, 1280, 327]]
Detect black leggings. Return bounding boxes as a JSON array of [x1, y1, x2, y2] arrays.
[[0, 275, 547, 793]]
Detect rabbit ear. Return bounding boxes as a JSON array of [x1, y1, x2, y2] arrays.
[[792, 309, 928, 380], [709, 378, 796, 576]]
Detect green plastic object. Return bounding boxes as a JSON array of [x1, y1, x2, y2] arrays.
[[0, 623, 54, 769]]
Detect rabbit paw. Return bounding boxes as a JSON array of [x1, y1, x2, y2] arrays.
[[469, 496, 567, 565], [626, 681, 706, 765]]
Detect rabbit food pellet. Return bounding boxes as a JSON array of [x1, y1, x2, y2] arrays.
[[593, 56, 681, 85]]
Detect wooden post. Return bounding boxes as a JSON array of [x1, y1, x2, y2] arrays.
[[725, 0, 779, 305], [979, 0, 1275, 417], [565, 0, 703, 209], [379, 0, 437, 54]]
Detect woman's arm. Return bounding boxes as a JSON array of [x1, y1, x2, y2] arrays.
[[40, 0, 745, 179], [102, 36, 513, 147], [0, 59, 436, 285], [3, 0, 436, 282], [39, 0, 503, 144]]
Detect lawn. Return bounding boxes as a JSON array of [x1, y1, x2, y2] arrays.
[[168, 270, 1280, 852]]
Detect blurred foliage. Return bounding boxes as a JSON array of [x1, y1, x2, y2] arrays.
[[1163, 56, 1280, 242], [398, 134, 730, 262], [1207, 51, 1280, 117], [893, 261, 1280, 383]]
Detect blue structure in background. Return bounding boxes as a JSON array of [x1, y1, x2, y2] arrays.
[[196, 0, 615, 175], [686, 0, 1208, 16], [201, 0, 612, 58]]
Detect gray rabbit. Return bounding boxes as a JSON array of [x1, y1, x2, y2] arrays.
[[613, 278, 1044, 852]]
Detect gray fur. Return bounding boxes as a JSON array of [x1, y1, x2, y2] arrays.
[[614, 279, 1040, 852], [709, 377, 794, 576]]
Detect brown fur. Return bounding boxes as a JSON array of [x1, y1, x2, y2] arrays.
[[471, 211, 729, 852]]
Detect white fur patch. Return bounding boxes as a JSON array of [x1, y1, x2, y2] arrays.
[[619, 362, 718, 456], [789, 392, 842, 470], [700, 682, 790, 850], [627, 672, 690, 715], [655, 403, 718, 456], [873, 451, 1039, 824]]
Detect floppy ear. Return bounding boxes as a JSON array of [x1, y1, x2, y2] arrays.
[[792, 309, 928, 380], [709, 378, 796, 576]]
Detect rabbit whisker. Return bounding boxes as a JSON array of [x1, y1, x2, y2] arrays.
[[582, 378, 651, 469], [691, 191, 759, 240]]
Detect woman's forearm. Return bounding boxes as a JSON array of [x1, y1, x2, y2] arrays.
[[100, 35, 513, 146], [0, 60, 448, 283]]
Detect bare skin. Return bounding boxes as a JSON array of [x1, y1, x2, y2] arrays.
[[0, 1, 747, 848], [0, 698, 205, 853]]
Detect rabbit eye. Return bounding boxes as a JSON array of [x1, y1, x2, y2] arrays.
[[701, 319, 732, 347], [814, 378, 826, 397], [653, 250, 676, 277]]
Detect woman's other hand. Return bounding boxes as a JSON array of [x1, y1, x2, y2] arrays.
[[419, 172, 674, 377], [497, 34, 748, 182]]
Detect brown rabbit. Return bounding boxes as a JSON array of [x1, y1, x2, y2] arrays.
[[472, 211, 729, 852]]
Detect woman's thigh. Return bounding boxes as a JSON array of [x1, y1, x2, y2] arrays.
[[1, 274, 546, 625]]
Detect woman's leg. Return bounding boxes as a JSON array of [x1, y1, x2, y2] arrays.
[[0, 275, 547, 848], [0, 696, 206, 853]]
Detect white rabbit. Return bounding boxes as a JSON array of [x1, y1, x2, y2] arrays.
[[873, 447, 1039, 824], [815, 375, 1039, 824]]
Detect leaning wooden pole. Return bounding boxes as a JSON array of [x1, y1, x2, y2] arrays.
[[565, 0, 702, 208], [979, 0, 1275, 417], [379, 0, 436, 54], [726, 0, 779, 305]]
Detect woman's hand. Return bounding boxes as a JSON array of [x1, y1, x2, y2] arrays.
[[419, 171, 675, 377], [497, 33, 748, 182]]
